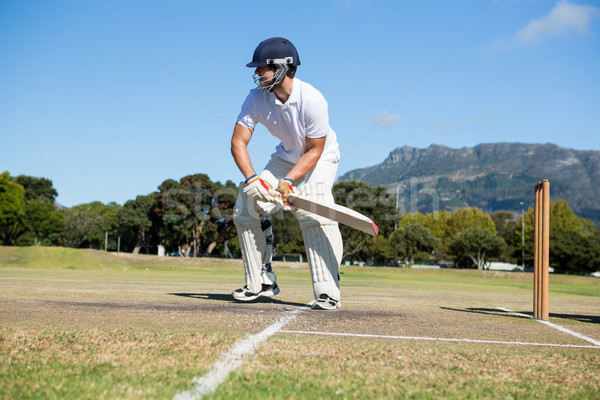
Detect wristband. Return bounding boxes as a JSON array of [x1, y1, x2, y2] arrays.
[[245, 174, 258, 184], [282, 178, 294, 186]]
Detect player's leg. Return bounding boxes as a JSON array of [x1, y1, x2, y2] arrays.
[[232, 184, 281, 300], [259, 214, 279, 296], [232, 184, 265, 301], [297, 157, 343, 310], [231, 156, 291, 301], [253, 155, 299, 294]]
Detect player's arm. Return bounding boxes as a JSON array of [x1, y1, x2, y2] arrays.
[[277, 136, 326, 201], [286, 136, 326, 182], [283, 97, 329, 184], [231, 123, 256, 180], [232, 122, 281, 202]]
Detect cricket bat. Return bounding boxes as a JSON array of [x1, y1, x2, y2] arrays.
[[287, 193, 379, 236]]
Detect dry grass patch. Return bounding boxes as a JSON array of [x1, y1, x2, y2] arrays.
[[1, 248, 599, 399], [212, 335, 600, 399], [0, 326, 237, 399]]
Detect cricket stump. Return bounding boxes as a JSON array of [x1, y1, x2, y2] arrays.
[[534, 179, 550, 321]]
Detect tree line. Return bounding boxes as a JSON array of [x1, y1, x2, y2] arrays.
[[1, 171, 599, 274]]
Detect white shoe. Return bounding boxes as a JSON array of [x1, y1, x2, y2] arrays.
[[232, 286, 261, 301], [232, 284, 280, 301], [261, 283, 280, 297], [311, 294, 341, 310]]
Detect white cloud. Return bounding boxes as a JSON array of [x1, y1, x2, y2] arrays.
[[514, 0, 600, 45], [465, 114, 492, 128], [485, 1, 600, 53], [426, 113, 493, 134], [426, 121, 464, 134], [369, 112, 403, 127]]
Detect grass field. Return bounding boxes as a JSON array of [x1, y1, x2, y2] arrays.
[[1, 246, 599, 399]]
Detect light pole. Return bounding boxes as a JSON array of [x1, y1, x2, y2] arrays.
[[394, 184, 401, 265], [520, 201, 525, 271], [395, 184, 401, 224]]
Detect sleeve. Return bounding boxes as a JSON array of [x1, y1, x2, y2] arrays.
[[304, 98, 330, 139], [236, 91, 258, 131]]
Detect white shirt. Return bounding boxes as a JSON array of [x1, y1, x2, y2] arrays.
[[236, 78, 340, 164]]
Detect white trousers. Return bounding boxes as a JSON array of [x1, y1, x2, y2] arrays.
[[234, 153, 344, 300], [259, 153, 339, 197]]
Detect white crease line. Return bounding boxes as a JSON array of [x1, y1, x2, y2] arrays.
[[496, 307, 600, 346], [173, 307, 305, 400], [278, 330, 600, 349]]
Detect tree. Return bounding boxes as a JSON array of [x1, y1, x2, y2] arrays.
[[491, 211, 519, 263], [62, 208, 105, 248], [117, 194, 154, 254], [271, 209, 304, 257], [2, 174, 64, 246], [508, 199, 596, 269], [491, 211, 518, 239], [550, 199, 588, 235], [21, 200, 65, 246], [447, 207, 496, 237], [177, 174, 214, 257], [368, 235, 395, 264], [200, 180, 238, 257], [72, 202, 121, 249], [449, 228, 506, 270], [153, 178, 183, 253], [550, 230, 600, 274], [0, 172, 25, 245], [391, 224, 438, 266], [398, 211, 451, 240], [10, 175, 58, 203], [398, 208, 495, 258], [398, 211, 451, 257], [332, 181, 399, 263], [153, 174, 238, 257]]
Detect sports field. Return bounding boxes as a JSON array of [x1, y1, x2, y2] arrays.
[[1, 246, 599, 399]]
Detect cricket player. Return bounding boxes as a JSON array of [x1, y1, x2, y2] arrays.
[[231, 37, 343, 310]]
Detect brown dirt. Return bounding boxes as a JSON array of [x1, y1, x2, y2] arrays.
[[1, 275, 598, 348]]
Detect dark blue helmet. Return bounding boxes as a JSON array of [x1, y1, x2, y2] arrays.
[[246, 37, 301, 68]]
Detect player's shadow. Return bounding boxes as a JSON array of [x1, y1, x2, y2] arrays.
[[168, 292, 307, 307], [441, 307, 600, 324]]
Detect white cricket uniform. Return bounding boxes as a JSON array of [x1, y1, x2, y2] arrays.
[[233, 77, 344, 302], [237, 77, 340, 167]]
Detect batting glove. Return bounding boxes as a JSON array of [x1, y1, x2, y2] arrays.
[[276, 178, 295, 203], [243, 174, 275, 201], [257, 180, 288, 213]]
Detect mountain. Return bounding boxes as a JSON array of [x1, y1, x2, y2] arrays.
[[338, 143, 600, 224]]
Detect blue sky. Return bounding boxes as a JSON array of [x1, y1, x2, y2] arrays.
[[1, 0, 599, 207]]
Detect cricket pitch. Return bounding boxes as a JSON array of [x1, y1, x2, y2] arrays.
[[1, 247, 599, 399]]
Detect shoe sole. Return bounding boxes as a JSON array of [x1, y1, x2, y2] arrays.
[[311, 300, 341, 310], [232, 292, 260, 301], [232, 284, 280, 301]]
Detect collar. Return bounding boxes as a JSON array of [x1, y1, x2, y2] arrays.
[[271, 77, 300, 107]]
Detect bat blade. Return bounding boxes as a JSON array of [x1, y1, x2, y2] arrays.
[[287, 194, 378, 236]]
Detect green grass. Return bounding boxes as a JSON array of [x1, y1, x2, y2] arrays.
[[340, 266, 600, 297], [2, 246, 598, 297], [1, 246, 599, 399], [210, 336, 600, 400], [0, 327, 235, 400], [0, 245, 243, 286], [0, 245, 234, 272]]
